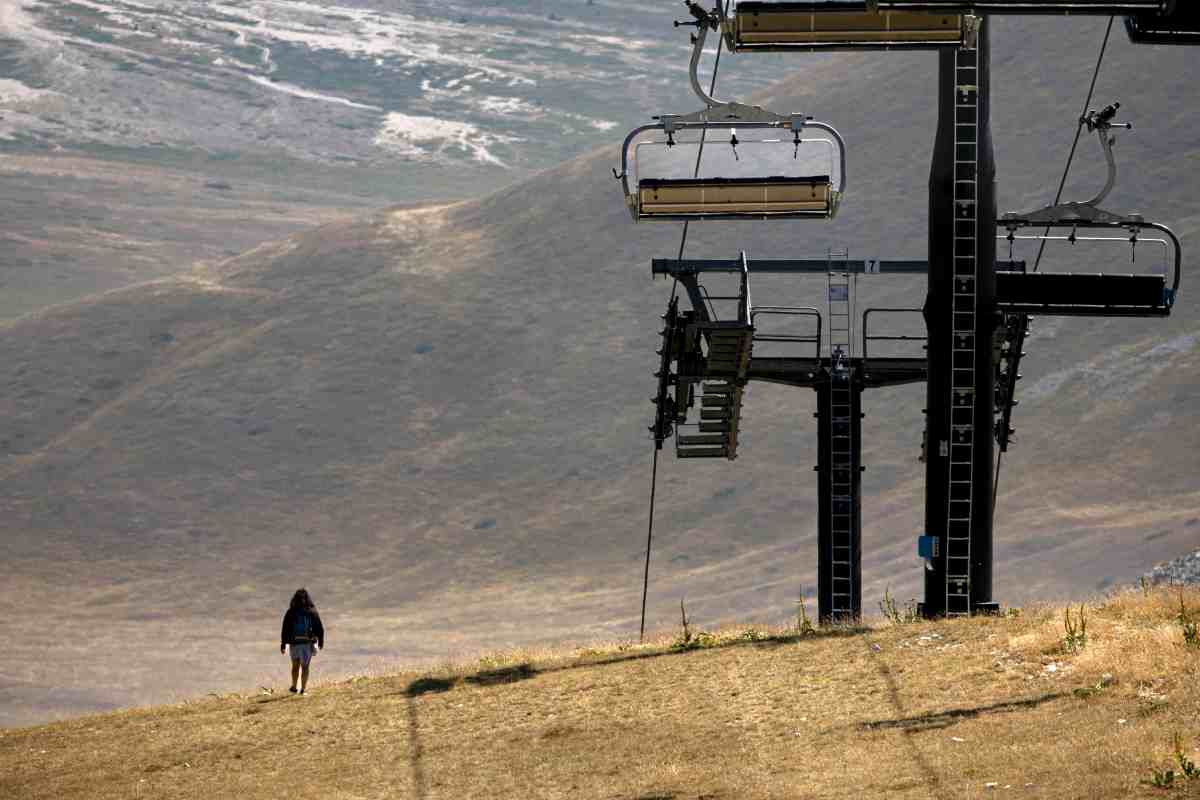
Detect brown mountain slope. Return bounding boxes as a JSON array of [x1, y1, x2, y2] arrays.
[[2, 17, 1199, 727]]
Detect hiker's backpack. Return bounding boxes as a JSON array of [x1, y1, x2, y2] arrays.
[[292, 610, 313, 642]]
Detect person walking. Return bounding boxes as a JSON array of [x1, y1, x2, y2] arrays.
[[280, 588, 325, 695]]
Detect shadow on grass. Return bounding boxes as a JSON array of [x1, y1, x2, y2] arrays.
[[406, 693, 428, 800], [864, 637, 1069, 800], [396, 626, 870, 799], [465, 663, 537, 687], [405, 676, 456, 697], [401, 664, 538, 798], [398, 625, 869, 699], [858, 692, 1066, 733], [869, 640, 948, 800]]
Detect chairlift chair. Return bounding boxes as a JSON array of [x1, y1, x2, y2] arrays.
[[724, 2, 971, 52], [1126, 6, 1200, 45], [618, 4, 848, 222], [998, 102, 1182, 315], [617, 102, 847, 221]]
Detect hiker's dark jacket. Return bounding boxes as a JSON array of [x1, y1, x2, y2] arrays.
[[281, 607, 325, 648]]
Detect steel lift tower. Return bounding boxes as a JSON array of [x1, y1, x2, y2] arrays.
[[618, 0, 1192, 625], [921, 21, 999, 617]]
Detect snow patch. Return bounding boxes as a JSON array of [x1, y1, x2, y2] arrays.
[[0, 78, 58, 105], [374, 112, 518, 167], [0, 0, 62, 49], [246, 75, 380, 111], [476, 96, 541, 118]]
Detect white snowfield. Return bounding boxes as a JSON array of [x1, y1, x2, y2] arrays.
[[0, 0, 740, 171]]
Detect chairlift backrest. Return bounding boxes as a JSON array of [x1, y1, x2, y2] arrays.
[[618, 102, 847, 222], [725, 2, 968, 51], [870, 1, 1169, 12]]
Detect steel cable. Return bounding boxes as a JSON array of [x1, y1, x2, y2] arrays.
[[641, 1, 731, 643], [992, 16, 1116, 522]]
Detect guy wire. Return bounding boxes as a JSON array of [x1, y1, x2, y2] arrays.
[[642, 1, 731, 643], [993, 16, 1115, 522]]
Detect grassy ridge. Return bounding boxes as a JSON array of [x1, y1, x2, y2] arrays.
[[3, 588, 1198, 799]]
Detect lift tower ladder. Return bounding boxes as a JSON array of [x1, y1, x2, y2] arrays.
[[827, 249, 853, 357], [946, 43, 979, 618], [825, 249, 857, 619]]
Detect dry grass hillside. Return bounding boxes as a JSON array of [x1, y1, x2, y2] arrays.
[[0, 152, 380, 321], [2, 17, 1199, 726], [3, 589, 1199, 799]]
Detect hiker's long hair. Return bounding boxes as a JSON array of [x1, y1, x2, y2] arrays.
[[290, 588, 315, 611]]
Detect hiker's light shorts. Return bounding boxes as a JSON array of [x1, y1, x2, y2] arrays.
[[289, 643, 315, 666]]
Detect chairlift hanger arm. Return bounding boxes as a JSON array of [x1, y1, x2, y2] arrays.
[[683, 1, 725, 107], [1080, 102, 1133, 208]]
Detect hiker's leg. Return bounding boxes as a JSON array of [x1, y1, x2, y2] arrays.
[[291, 659, 301, 689], [300, 661, 310, 692]]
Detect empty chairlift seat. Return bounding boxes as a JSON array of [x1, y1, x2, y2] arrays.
[[996, 219, 1182, 317], [618, 102, 847, 222], [1126, 7, 1200, 45], [726, 2, 966, 50], [638, 175, 833, 217]]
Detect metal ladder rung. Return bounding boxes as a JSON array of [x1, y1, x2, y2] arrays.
[[946, 48, 979, 617]]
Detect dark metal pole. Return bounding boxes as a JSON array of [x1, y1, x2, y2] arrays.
[[815, 379, 833, 622], [972, 19, 999, 614], [815, 371, 864, 623], [923, 19, 997, 617], [639, 448, 660, 642]]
